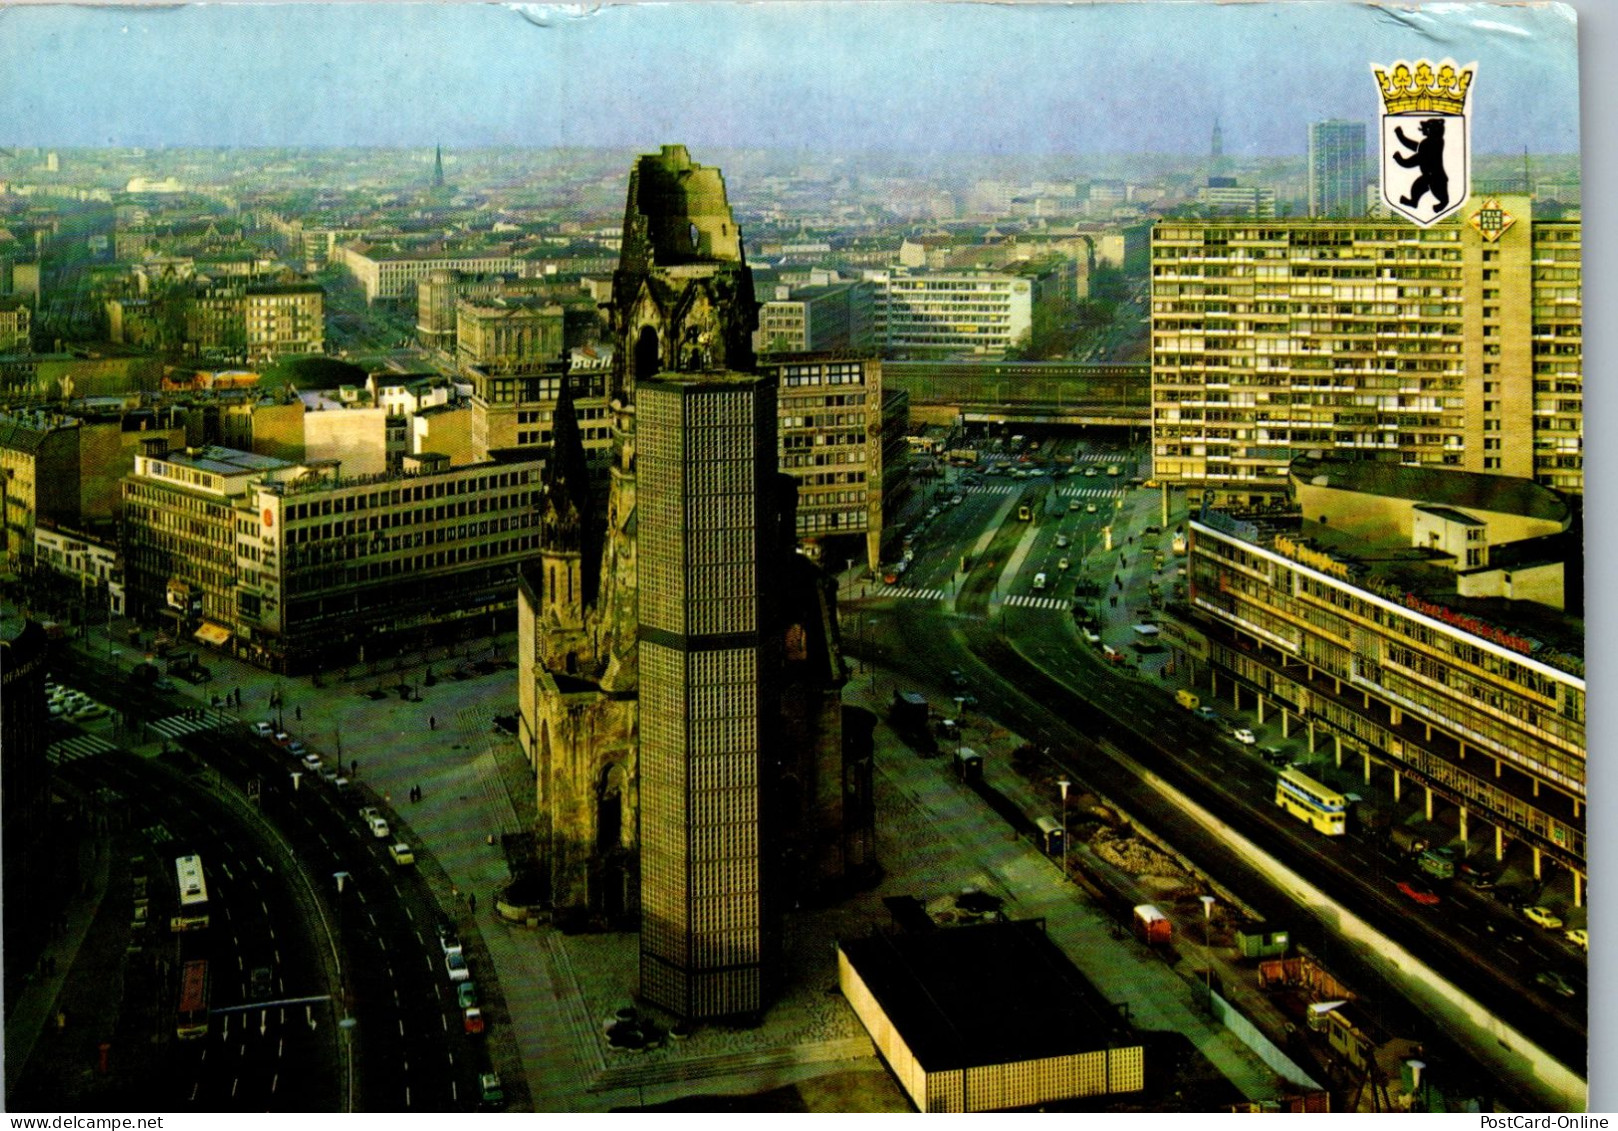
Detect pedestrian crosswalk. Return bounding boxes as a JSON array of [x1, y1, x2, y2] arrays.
[[47, 733, 118, 765], [883, 586, 947, 602], [148, 709, 231, 742], [1004, 594, 1071, 611], [1056, 486, 1126, 499]]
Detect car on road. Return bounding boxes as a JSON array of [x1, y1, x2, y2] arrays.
[[1192, 705, 1218, 723], [438, 920, 462, 956], [463, 1006, 485, 1034], [1085, 502, 1098, 514], [252, 721, 275, 739], [1057, 557, 1070, 571], [883, 571, 899, 585], [286, 739, 308, 758], [249, 966, 274, 1000], [1055, 535, 1069, 548], [1396, 879, 1441, 906], [1232, 728, 1257, 745], [950, 494, 963, 506], [1080, 627, 1101, 644], [152, 677, 178, 693], [457, 982, 479, 1009], [273, 731, 292, 747], [1069, 500, 1081, 511], [69, 702, 109, 721], [1259, 746, 1289, 766], [1533, 969, 1578, 998], [1523, 906, 1564, 930], [479, 1072, 504, 1106], [1084, 467, 1098, 477], [366, 814, 390, 838], [1564, 928, 1587, 950], [446, 950, 470, 982], [388, 843, 415, 866]]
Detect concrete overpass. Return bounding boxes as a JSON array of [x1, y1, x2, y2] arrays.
[[882, 360, 1151, 429]]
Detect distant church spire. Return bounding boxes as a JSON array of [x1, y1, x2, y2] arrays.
[[434, 145, 445, 188], [1210, 117, 1231, 180]]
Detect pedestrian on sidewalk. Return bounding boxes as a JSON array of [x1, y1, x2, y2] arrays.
[[429, 715, 436, 730], [295, 705, 302, 721], [468, 892, 477, 914]]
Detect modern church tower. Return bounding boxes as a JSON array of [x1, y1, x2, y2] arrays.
[[637, 370, 778, 1019]]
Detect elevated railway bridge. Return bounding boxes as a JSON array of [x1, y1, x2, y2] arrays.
[[881, 360, 1151, 431]]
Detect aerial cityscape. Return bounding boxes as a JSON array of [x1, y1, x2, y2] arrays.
[[0, 0, 1593, 1116]]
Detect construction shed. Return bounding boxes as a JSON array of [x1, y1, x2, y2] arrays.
[[838, 919, 1144, 1112]]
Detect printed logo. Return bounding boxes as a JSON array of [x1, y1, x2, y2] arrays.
[[1372, 59, 1475, 226], [1469, 198, 1516, 243]]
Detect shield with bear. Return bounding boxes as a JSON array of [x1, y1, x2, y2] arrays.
[[1373, 60, 1475, 226]]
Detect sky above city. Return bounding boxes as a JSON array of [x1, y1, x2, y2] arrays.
[[0, 2, 1583, 157]]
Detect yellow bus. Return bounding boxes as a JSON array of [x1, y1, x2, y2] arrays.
[[1274, 767, 1347, 835]]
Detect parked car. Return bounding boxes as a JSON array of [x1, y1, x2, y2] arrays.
[[457, 982, 479, 1009], [1564, 928, 1588, 951], [251, 722, 275, 739], [366, 814, 390, 839], [285, 740, 308, 758], [388, 843, 415, 866], [1231, 728, 1257, 745], [446, 951, 470, 982], [301, 754, 322, 773], [463, 1006, 485, 1034], [1396, 879, 1441, 906], [1523, 906, 1564, 930], [438, 920, 462, 956], [1193, 705, 1218, 722]]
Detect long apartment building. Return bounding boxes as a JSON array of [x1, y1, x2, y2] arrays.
[[1150, 195, 1582, 507], [336, 242, 523, 304], [1179, 461, 1584, 904], [122, 443, 545, 671]]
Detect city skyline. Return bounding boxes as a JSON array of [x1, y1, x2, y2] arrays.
[[0, 2, 1581, 156]]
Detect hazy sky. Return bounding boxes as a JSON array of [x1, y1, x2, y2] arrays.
[[0, 2, 1582, 156]]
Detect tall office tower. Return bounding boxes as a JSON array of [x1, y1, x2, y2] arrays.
[[638, 371, 778, 1020], [1308, 119, 1367, 218], [1150, 195, 1582, 507]]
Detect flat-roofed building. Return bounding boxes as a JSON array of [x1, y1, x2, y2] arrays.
[[122, 443, 545, 671], [456, 296, 566, 373], [871, 269, 1034, 359], [760, 353, 887, 567], [337, 242, 522, 304], [1181, 463, 1584, 904], [839, 919, 1144, 1112], [1150, 196, 1582, 506]]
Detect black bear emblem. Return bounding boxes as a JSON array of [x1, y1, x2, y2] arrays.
[[1393, 118, 1450, 214]]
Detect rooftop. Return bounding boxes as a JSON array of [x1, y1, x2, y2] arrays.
[[1291, 456, 1570, 526], [838, 918, 1133, 1072]]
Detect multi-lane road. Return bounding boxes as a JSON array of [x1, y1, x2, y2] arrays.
[[849, 434, 1586, 1100], [44, 646, 509, 1111]]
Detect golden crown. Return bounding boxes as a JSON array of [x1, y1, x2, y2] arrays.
[[1373, 59, 1474, 115]]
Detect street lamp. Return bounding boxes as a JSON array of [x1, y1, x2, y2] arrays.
[[1200, 894, 1217, 1009], [1057, 778, 1071, 879]]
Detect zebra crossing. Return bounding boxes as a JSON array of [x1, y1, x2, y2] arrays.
[[148, 709, 231, 742], [883, 585, 947, 602], [1004, 594, 1071, 611], [47, 733, 118, 765], [1056, 486, 1126, 499]]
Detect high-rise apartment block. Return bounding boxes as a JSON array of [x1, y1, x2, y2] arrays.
[[1150, 196, 1581, 507], [637, 371, 777, 1019], [1308, 120, 1368, 219]]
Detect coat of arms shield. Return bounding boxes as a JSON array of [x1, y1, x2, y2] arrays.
[[1373, 60, 1475, 226]]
